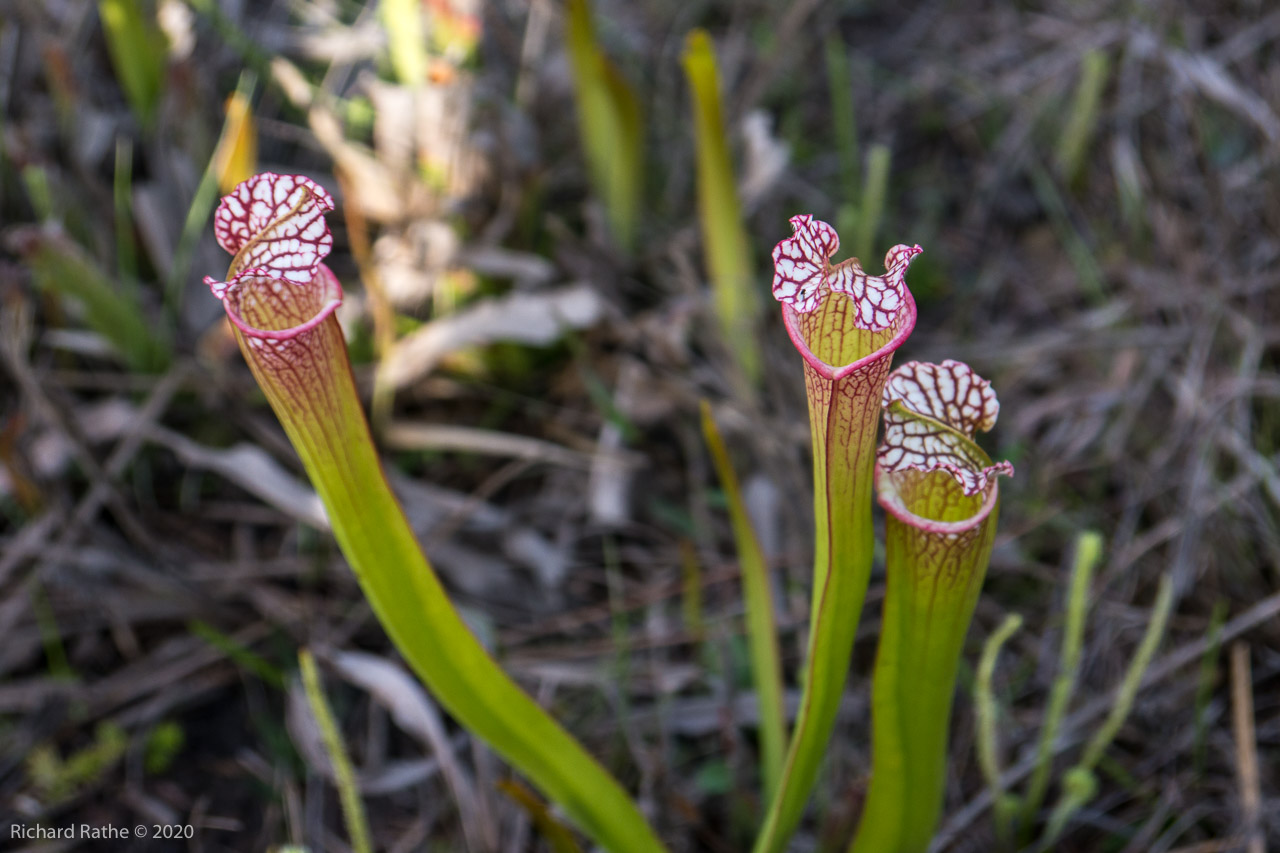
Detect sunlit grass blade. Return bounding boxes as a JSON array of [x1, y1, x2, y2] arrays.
[[10, 224, 170, 372], [97, 0, 167, 129], [701, 400, 786, 800], [299, 650, 374, 853], [566, 0, 643, 253], [213, 89, 258, 194], [682, 30, 760, 387], [380, 0, 427, 85], [168, 71, 257, 320]]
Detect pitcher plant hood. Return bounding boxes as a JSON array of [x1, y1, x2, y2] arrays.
[[877, 359, 1014, 533]]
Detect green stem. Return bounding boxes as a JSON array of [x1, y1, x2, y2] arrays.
[[976, 612, 1023, 845], [751, 295, 915, 853], [224, 270, 665, 853], [1019, 531, 1100, 840], [849, 482, 1000, 853], [299, 649, 373, 853]]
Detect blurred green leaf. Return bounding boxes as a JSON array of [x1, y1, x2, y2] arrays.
[[566, 0, 644, 253], [695, 758, 734, 796], [143, 721, 185, 774], [380, 0, 427, 85], [1056, 48, 1110, 188], [852, 143, 891, 265], [98, 0, 167, 129], [28, 722, 128, 804], [701, 401, 786, 800], [682, 30, 760, 387], [10, 223, 170, 372]]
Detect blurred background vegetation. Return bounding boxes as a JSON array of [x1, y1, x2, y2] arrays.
[[0, 1, 1277, 851]]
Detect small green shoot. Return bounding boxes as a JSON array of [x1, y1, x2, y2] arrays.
[[30, 579, 75, 681], [1019, 530, 1101, 840], [682, 30, 760, 387], [143, 721, 185, 774], [680, 539, 706, 641], [975, 612, 1024, 845], [1035, 574, 1173, 850], [299, 649, 373, 853], [21, 165, 55, 222], [1028, 160, 1104, 303], [824, 36, 859, 208], [189, 620, 286, 689], [113, 137, 139, 286], [1192, 599, 1229, 775]]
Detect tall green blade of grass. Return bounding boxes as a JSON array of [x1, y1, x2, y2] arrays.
[[168, 71, 257, 323], [11, 222, 170, 372], [852, 144, 891, 269], [299, 650, 373, 853], [113, 137, 139, 286], [824, 36, 859, 207], [97, 0, 167, 129], [701, 401, 787, 800], [1055, 48, 1110, 189], [682, 30, 760, 388], [566, 0, 643, 254]]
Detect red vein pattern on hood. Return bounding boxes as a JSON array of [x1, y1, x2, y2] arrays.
[[771, 214, 919, 329], [213, 172, 334, 284], [878, 360, 1014, 499]]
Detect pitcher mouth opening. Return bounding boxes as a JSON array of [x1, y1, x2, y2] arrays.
[[781, 285, 918, 381], [207, 265, 344, 341], [875, 463, 1001, 536]]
